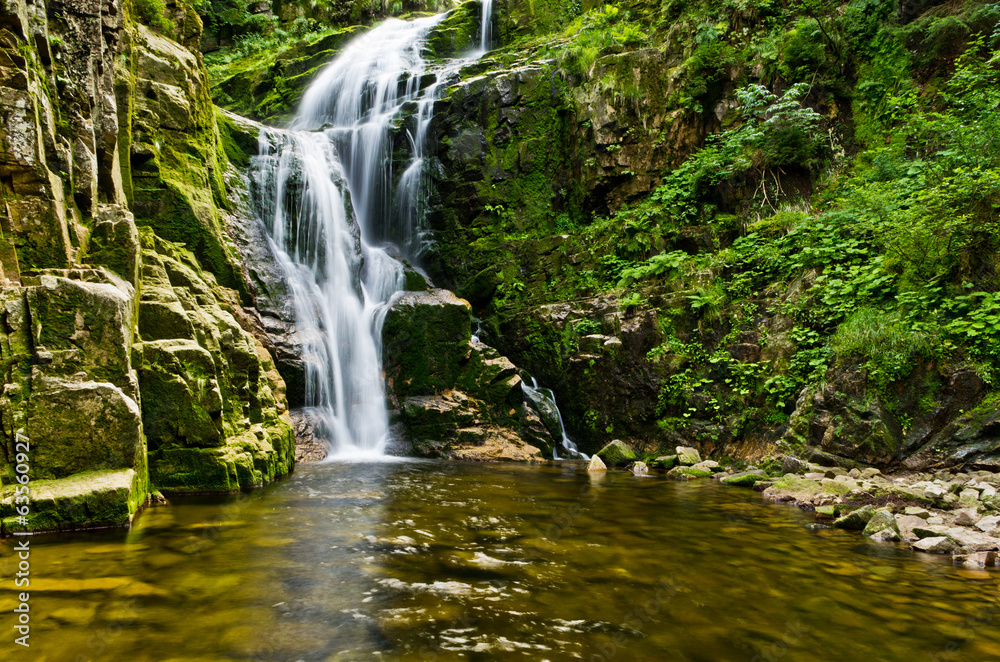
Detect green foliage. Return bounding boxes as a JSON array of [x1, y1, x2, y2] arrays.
[[134, 0, 173, 35]]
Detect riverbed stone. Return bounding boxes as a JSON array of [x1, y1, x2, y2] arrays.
[[692, 460, 721, 473], [913, 536, 958, 554], [676, 446, 702, 466], [958, 488, 982, 509], [631, 461, 649, 475], [833, 505, 876, 531], [596, 440, 638, 467], [587, 455, 607, 472], [863, 510, 901, 540], [944, 527, 1000, 552], [904, 507, 931, 519], [913, 524, 950, 539], [953, 508, 981, 527], [651, 455, 677, 469], [954, 551, 1000, 568], [721, 470, 767, 487], [976, 515, 1000, 533], [667, 465, 713, 479]]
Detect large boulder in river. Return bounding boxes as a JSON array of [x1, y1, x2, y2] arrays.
[[382, 289, 552, 460], [383, 289, 474, 398], [595, 440, 638, 467]]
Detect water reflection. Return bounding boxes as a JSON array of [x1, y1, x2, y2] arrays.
[[2, 462, 999, 661]]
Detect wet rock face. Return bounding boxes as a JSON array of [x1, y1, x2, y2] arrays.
[[0, 3, 294, 533], [136, 232, 294, 493], [381, 288, 552, 459]]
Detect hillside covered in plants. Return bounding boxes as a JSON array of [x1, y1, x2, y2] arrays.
[[206, 0, 1000, 470]]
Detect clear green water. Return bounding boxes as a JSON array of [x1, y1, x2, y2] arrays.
[[2, 461, 999, 661]]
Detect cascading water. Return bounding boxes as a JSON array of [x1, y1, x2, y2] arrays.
[[479, 0, 493, 51], [523, 378, 590, 460], [252, 7, 491, 457]]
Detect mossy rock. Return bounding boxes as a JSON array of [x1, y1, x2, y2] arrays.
[[833, 505, 876, 531], [720, 470, 767, 487], [0, 469, 146, 534], [595, 439, 638, 467], [667, 465, 713, 479], [863, 509, 901, 539]]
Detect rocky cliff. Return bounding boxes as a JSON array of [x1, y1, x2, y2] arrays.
[[0, 0, 293, 534]]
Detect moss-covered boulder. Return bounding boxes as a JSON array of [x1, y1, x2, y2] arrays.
[[676, 446, 702, 466], [863, 509, 901, 540], [720, 470, 767, 487], [595, 440, 638, 466], [667, 465, 713, 479], [833, 505, 877, 531], [383, 289, 474, 397], [0, 469, 146, 535], [382, 288, 550, 459]]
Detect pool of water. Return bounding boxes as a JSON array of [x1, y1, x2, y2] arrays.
[[2, 461, 999, 661]]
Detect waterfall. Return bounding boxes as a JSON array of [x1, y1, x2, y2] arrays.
[[480, 0, 493, 51], [523, 378, 590, 461], [251, 8, 488, 458]]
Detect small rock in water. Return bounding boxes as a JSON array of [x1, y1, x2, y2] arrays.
[[953, 508, 981, 527], [692, 460, 721, 473], [954, 551, 1000, 568], [912, 536, 958, 554], [652, 455, 677, 469], [833, 505, 876, 531], [863, 510, 901, 540], [587, 455, 607, 473], [815, 505, 840, 519], [676, 446, 702, 466], [630, 461, 649, 475], [870, 529, 901, 542], [720, 471, 766, 487]]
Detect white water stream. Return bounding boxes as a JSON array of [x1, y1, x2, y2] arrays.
[[252, 8, 488, 457]]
